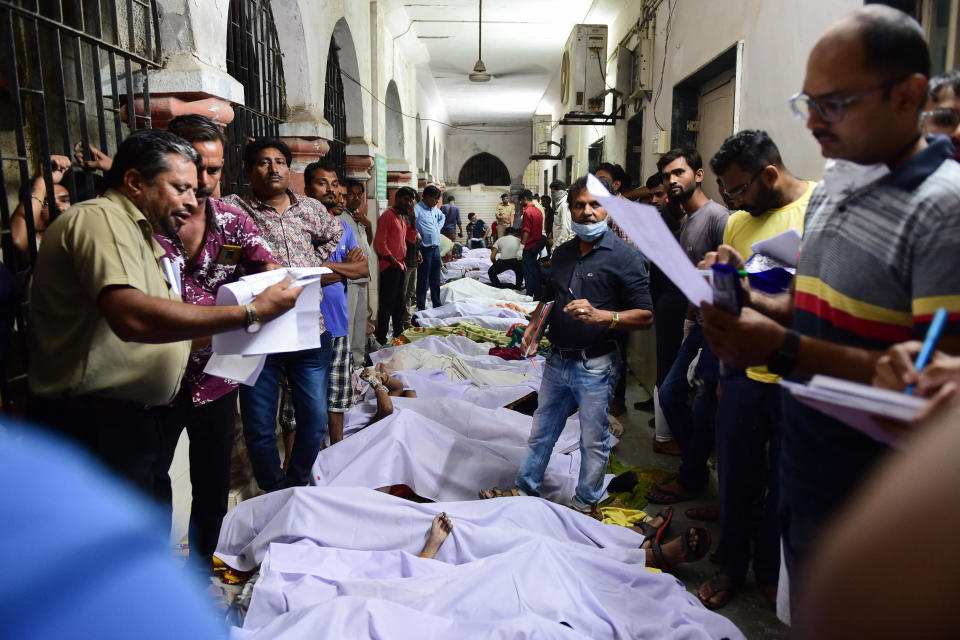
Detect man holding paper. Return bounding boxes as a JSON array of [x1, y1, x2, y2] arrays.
[[504, 176, 653, 515], [699, 5, 960, 584], [695, 129, 814, 610]]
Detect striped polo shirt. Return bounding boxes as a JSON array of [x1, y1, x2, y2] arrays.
[[783, 135, 960, 519]]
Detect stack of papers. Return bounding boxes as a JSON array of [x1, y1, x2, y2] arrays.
[[205, 267, 331, 385], [780, 375, 927, 446]]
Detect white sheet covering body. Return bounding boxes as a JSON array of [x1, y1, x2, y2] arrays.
[[312, 405, 600, 502], [216, 488, 744, 640], [438, 276, 537, 310], [412, 301, 527, 330]]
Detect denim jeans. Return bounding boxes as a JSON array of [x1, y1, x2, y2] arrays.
[[416, 245, 442, 309], [516, 349, 619, 506], [522, 240, 545, 300], [239, 333, 332, 492], [658, 325, 717, 492]]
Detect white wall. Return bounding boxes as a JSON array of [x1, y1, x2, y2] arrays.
[[445, 125, 532, 188], [535, 0, 862, 188]]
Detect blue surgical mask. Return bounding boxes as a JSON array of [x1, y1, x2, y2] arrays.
[[571, 219, 608, 242]]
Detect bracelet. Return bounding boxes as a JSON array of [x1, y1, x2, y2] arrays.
[[31, 195, 44, 206], [608, 311, 619, 329]]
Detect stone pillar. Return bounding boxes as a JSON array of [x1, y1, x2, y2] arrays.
[[122, 95, 236, 130], [279, 136, 330, 195], [345, 141, 376, 218]]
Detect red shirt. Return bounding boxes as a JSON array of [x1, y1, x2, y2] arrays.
[[521, 203, 543, 249], [374, 207, 409, 271]]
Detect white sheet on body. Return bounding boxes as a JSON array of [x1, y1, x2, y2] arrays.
[[412, 301, 527, 331], [217, 488, 744, 640]]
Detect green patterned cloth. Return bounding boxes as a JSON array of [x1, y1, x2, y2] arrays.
[[601, 454, 673, 511], [393, 321, 550, 351]]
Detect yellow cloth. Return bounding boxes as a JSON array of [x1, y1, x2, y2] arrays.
[[723, 180, 815, 384], [599, 506, 649, 527], [28, 189, 190, 405]]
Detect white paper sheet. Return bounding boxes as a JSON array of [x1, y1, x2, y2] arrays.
[[750, 228, 802, 267], [212, 267, 331, 356], [203, 353, 267, 386], [586, 174, 713, 305]]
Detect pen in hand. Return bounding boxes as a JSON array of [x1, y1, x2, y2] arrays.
[[906, 307, 948, 395]]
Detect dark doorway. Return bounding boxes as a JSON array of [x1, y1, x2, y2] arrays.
[[324, 38, 346, 177], [458, 152, 510, 186]]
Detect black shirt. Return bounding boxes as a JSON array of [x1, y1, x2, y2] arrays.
[[543, 228, 653, 349]]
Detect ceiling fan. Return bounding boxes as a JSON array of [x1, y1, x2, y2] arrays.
[[468, 0, 491, 82]]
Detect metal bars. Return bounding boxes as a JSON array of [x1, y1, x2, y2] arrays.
[[324, 38, 346, 178], [0, 0, 160, 413], [223, 0, 286, 196]]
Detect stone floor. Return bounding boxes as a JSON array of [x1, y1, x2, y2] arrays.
[[613, 381, 790, 640]]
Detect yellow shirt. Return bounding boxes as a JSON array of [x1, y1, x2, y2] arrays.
[[723, 180, 816, 384], [28, 189, 190, 405]]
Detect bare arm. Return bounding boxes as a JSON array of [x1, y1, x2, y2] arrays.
[[98, 277, 300, 343], [563, 298, 653, 331]]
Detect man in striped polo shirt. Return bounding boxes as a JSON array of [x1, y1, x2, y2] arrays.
[[700, 4, 960, 584]]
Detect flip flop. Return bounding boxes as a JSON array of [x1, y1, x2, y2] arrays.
[[635, 506, 674, 544], [477, 487, 520, 499], [649, 526, 711, 572], [685, 505, 720, 522], [645, 481, 699, 505], [698, 573, 741, 611]]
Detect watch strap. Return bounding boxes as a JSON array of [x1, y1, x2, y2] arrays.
[[244, 302, 260, 328], [767, 329, 800, 376], [608, 311, 619, 329]]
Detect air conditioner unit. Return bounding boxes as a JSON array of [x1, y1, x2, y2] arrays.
[[559, 24, 608, 115], [532, 114, 552, 155]]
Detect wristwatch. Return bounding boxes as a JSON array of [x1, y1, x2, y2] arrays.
[[244, 302, 262, 334], [767, 329, 800, 376], [608, 311, 619, 329]]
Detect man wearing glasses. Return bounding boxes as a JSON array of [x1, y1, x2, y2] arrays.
[[921, 70, 960, 161], [701, 5, 960, 587]]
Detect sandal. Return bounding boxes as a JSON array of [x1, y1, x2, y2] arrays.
[[645, 480, 700, 505], [634, 506, 674, 544], [478, 487, 520, 499], [649, 526, 711, 572], [698, 573, 741, 611], [685, 505, 720, 522]]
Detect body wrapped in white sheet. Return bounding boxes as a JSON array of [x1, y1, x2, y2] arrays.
[[413, 301, 527, 331], [312, 405, 599, 502], [217, 488, 744, 640]]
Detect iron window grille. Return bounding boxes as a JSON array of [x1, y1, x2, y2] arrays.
[[0, 0, 161, 413], [324, 37, 346, 179]]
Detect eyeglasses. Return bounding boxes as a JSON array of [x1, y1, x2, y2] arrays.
[[721, 167, 766, 200], [788, 78, 906, 123], [921, 108, 960, 131]]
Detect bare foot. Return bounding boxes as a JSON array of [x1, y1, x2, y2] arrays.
[[642, 527, 706, 571], [419, 512, 453, 559]]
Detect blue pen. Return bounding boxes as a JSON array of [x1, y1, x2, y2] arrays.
[[906, 307, 948, 395]]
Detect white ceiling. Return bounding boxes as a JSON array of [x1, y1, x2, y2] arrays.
[[390, 0, 600, 126]]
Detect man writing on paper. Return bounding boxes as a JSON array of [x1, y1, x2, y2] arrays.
[[482, 176, 652, 514], [695, 129, 815, 610], [699, 6, 960, 585], [28, 130, 300, 496], [222, 139, 343, 492]]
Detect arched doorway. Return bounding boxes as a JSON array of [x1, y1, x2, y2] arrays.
[[458, 152, 511, 186], [224, 0, 286, 195], [385, 80, 404, 159]]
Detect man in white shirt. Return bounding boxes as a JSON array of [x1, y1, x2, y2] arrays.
[[487, 226, 523, 289]]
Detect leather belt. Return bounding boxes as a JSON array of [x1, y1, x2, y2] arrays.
[[554, 341, 618, 360]]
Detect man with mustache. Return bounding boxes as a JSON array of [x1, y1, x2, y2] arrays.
[[152, 115, 280, 569], [28, 129, 300, 496], [222, 139, 343, 493], [646, 148, 728, 505], [700, 6, 960, 588]]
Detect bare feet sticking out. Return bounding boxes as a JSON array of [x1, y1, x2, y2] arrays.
[[643, 526, 711, 573], [419, 512, 453, 559]]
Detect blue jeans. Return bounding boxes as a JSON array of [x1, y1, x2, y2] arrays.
[[522, 240, 545, 300], [658, 325, 717, 491], [416, 245, 442, 310], [239, 333, 332, 492], [516, 348, 619, 506]]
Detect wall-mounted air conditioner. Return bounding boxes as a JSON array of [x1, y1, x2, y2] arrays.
[[559, 24, 608, 116]]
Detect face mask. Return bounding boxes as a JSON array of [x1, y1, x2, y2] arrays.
[[820, 158, 890, 204], [571, 219, 607, 242]]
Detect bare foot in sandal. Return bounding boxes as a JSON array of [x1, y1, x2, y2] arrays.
[[642, 526, 711, 572], [698, 572, 742, 610]]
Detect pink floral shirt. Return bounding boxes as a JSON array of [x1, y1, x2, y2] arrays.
[[154, 198, 278, 406]]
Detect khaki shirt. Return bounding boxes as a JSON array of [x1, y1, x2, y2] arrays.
[[28, 189, 190, 406]]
